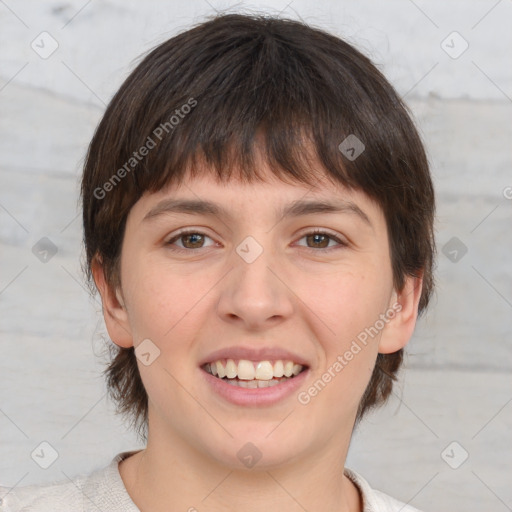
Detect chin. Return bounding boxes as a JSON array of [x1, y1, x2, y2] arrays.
[[202, 429, 305, 471]]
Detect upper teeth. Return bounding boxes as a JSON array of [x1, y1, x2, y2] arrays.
[[205, 359, 304, 380]]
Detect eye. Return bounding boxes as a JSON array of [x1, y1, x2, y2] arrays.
[[166, 230, 216, 251], [165, 228, 347, 253], [295, 229, 347, 251]]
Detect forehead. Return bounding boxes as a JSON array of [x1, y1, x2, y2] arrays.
[[131, 160, 383, 232]]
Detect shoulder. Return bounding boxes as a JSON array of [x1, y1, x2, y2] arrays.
[[344, 468, 423, 512], [0, 478, 83, 512], [0, 451, 141, 512]]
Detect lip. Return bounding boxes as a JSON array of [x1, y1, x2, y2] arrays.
[[198, 346, 310, 367], [200, 366, 309, 406]]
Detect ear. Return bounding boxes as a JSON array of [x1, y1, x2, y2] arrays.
[[378, 273, 423, 354], [91, 255, 134, 348]]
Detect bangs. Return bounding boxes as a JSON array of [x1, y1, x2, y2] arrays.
[[144, 118, 350, 194], [107, 15, 396, 199]]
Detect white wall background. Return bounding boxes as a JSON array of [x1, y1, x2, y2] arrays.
[[0, 1, 511, 511]]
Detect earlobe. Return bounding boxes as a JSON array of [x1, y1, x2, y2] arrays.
[[91, 256, 134, 348], [377, 274, 423, 354]]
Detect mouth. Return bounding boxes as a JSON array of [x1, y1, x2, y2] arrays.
[[201, 358, 308, 388]]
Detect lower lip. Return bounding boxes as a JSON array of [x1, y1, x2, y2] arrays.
[[200, 368, 309, 406]]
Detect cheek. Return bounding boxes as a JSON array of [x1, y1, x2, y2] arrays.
[[122, 256, 215, 341], [303, 263, 392, 342], [297, 265, 391, 405]]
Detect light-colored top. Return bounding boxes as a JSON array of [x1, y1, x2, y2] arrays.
[[0, 450, 422, 511]]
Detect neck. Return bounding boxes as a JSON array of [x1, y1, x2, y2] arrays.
[[120, 445, 361, 512], [119, 410, 362, 512]]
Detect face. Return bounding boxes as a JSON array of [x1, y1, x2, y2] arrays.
[[98, 158, 419, 471]]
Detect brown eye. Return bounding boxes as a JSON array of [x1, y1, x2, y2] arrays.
[[180, 233, 205, 249], [296, 230, 347, 252], [166, 231, 215, 251], [306, 233, 330, 248]]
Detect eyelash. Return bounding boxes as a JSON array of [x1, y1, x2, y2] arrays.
[[165, 229, 347, 254]]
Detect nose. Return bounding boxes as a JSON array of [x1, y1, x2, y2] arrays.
[[216, 241, 294, 331]]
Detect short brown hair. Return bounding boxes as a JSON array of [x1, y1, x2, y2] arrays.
[[81, 13, 435, 442]]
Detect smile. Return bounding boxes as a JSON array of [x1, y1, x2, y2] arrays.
[[202, 359, 306, 388]]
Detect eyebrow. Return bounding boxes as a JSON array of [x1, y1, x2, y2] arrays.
[[143, 198, 372, 226]]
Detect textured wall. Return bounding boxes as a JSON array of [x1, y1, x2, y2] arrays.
[[1, 1, 511, 511]]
